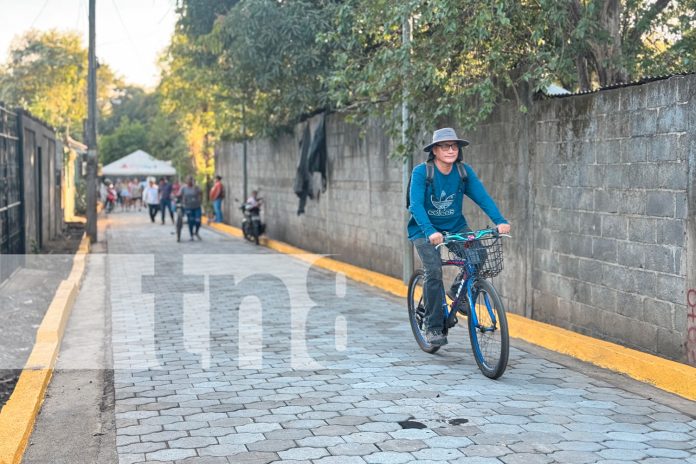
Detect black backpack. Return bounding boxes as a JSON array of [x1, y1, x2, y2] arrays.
[[406, 159, 468, 209]]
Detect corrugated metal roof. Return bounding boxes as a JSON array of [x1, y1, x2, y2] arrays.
[[541, 71, 695, 98]]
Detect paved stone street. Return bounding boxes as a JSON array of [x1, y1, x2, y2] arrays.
[[102, 212, 695, 464]]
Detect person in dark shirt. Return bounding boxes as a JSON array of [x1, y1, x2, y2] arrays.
[[180, 175, 202, 240], [159, 177, 175, 225], [408, 128, 511, 347]]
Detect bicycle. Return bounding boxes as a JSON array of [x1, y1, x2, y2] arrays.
[[407, 228, 510, 379], [175, 201, 184, 242]]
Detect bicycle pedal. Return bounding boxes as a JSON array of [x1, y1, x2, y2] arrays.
[[446, 316, 458, 328]]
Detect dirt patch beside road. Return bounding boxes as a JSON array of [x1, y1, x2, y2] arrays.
[[0, 222, 85, 410]]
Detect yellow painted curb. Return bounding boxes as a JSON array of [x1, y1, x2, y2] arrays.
[[0, 233, 91, 464], [205, 219, 696, 401], [204, 218, 407, 297], [34, 281, 78, 344], [507, 313, 696, 400]]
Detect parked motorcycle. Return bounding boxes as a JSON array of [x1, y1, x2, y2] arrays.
[[240, 201, 265, 245]]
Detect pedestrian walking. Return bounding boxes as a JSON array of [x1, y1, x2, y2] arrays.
[[138, 178, 148, 211], [130, 177, 143, 211], [180, 175, 202, 240], [143, 178, 160, 223], [105, 183, 117, 214], [170, 178, 181, 216], [115, 179, 123, 210], [159, 177, 175, 224], [120, 181, 131, 212], [209, 175, 225, 223]]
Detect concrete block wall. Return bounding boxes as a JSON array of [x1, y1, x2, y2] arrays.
[[215, 115, 405, 277], [531, 76, 691, 360], [215, 74, 694, 364]]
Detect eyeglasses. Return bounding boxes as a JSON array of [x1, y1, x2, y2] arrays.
[[436, 143, 459, 151]]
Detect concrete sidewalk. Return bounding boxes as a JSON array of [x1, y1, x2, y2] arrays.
[[24, 212, 696, 463]]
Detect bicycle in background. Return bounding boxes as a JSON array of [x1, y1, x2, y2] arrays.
[[175, 198, 185, 242], [407, 228, 510, 379]]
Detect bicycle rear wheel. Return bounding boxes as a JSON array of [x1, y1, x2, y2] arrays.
[[176, 212, 183, 242], [407, 269, 440, 354], [467, 278, 509, 379]]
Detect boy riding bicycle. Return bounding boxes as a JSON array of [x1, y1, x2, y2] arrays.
[[408, 128, 511, 347]]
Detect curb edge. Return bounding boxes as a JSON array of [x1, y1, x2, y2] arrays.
[[0, 233, 91, 464]]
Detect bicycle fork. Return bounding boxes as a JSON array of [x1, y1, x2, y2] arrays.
[[467, 283, 499, 333], [444, 272, 499, 334]]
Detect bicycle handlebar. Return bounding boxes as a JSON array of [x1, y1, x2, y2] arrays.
[[435, 228, 511, 250]]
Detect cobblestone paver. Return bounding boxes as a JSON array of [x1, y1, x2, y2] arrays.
[[105, 213, 696, 463]]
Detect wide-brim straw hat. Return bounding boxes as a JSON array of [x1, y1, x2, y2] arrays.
[[422, 127, 470, 152]]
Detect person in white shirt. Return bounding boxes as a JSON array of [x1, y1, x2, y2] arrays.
[[143, 179, 160, 223], [245, 190, 262, 209]]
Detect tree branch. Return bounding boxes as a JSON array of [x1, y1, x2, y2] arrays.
[[627, 0, 672, 45]]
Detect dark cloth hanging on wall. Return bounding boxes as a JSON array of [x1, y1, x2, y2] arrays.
[[307, 115, 327, 191], [293, 113, 327, 215], [293, 122, 312, 215]]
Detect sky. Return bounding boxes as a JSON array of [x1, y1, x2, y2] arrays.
[[0, 0, 178, 89]]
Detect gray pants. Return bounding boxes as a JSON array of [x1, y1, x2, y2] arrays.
[[413, 238, 446, 332]]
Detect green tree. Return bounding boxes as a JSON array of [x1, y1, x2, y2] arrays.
[[209, 0, 332, 135], [0, 29, 120, 138], [99, 87, 191, 176], [100, 85, 158, 134], [546, 0, 696, 91], [99, 117, 147, 165], [163, 0, 695, 161]]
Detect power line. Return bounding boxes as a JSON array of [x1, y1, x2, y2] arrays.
[[30, 0, 50, 29], [110, 0, 143, 61], [75, 0, 85, 30], [157, 1, 175, 25]]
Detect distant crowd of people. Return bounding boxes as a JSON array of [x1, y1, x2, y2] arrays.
[[99, 175, 229, 241]]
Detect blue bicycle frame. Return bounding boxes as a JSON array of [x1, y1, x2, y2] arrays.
[[440, 229, 500, 332]]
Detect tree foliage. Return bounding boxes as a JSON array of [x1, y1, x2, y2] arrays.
[[99, 117, 147, 165], [208, 0, 333, 135], [99, 84, 190, 176], [0, 29, 119, 138], [161, 0, 695, 161]]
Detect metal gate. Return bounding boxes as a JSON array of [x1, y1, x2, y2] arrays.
[[0, 104, 24, 281]]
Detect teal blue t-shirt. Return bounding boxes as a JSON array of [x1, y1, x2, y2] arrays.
[[407, 162, 507, 240]]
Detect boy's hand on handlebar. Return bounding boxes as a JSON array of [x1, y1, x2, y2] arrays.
[[497, 223, 511, 235], [428, 232, 444, 245]]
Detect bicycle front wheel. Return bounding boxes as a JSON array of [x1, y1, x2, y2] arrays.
[[467, 279, 509, 379], [176, 214, 183, 242], [407, 269, 440, 354]]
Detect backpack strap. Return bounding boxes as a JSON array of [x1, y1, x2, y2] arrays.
[[425, 160, 435, 185], [455, 161, 468, 187], [423, 160, 435, 204]]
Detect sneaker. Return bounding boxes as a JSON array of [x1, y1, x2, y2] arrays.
[[195, 232, 202, 240], [425, 330, 448, 346]]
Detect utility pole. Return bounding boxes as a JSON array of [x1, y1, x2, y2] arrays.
[[242, 101, 247, 201], [86, 0, 98, 242], [402, 13, 413, 283]]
